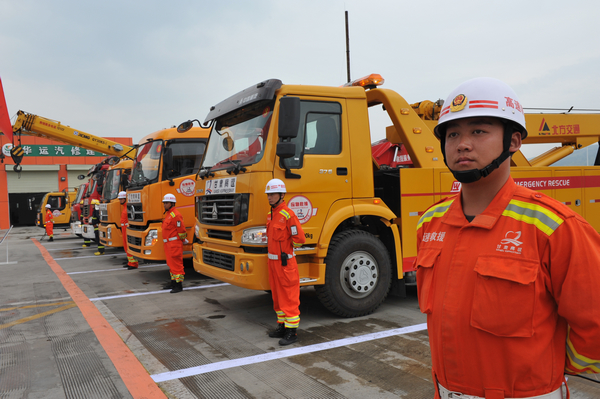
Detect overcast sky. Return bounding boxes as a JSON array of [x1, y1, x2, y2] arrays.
[[1, 0, 599, 157]]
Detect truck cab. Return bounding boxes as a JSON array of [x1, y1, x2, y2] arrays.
[[125, 127, 209, 261], [36, 189, 77, 229], [99, 159, 133, 248]]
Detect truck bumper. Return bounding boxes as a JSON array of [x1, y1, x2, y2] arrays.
[[99, 224, 123, 248], [71, 222, 82, 235], [126, 224, 193, 262], [192, 242, 271, 290]]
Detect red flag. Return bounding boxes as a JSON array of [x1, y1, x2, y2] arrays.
[[0, 77, 13, 142]]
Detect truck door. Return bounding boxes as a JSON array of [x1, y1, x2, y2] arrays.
[[275, 100, 351, 243]]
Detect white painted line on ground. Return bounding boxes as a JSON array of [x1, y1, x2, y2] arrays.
[[46, 247, 102, 251], [89, 282, 230, 301], [67, 263, 168, 275], [54, 253, 127, 260], [151, 322, 428, 383]]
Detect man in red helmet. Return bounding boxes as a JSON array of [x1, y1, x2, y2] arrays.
[[265, 178, 305, 346], [416, 77, 600, 398]]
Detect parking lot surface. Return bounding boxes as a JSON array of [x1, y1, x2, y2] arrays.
[[1, 227, 599, 398]]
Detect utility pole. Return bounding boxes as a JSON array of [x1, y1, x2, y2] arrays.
[[345, 11, 351, 83]]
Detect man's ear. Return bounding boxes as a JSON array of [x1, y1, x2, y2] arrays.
[[510, 131, 522, 153]]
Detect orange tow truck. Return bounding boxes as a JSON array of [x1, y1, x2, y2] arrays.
[[188, 75, 600, 317]]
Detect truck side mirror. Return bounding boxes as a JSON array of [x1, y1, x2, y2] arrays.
[[276, 142, 296, 159], [278, 97, 300, 139]]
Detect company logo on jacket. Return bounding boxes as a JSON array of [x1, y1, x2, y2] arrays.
[[496, 231, 523, 254]]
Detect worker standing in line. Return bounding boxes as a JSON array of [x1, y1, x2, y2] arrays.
[[265, 179, 305, 346], [416, 77, 600, 399], [91, 199, 104, 256], [44, 204, 54, 242], [81, 199, 92, 248], [118, 191, 138, 270], [161, 194, 188, 293]]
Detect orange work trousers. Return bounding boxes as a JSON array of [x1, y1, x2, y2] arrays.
[[121, 226, 138, 267], [164, 240, 184, 282], [45, 222, 53, 238], [268, 257, 300, 327]]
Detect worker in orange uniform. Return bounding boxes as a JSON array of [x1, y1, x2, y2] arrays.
[[44, 204, 54, 241], [161, 194, 188, 293], [91, 199, 105, 256], [416, 77, 600, 399], [265, 179, 305, 346], [118, 191, 138, 270]]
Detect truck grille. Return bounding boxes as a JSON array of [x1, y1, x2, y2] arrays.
[[198, 194, 248, 226], [127, 235, 142, 246], [128, 204, 144, 222], [83, 204, 90, 218], [202, 249, 235, 271], [207, 230, 232, 240], [99, 209, 108, 222]]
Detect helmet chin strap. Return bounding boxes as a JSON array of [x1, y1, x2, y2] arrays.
[[441, 123, 514, 184]]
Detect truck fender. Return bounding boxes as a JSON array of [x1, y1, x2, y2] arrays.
[[318, 200, 402, 276]]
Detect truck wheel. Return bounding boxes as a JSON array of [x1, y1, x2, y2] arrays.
[[315, 229, 392, 317]]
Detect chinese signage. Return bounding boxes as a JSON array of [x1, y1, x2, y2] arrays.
[[17, 145, 105, 157]]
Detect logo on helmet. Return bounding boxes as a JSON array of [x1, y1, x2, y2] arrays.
[[450, 94, 467, 113]]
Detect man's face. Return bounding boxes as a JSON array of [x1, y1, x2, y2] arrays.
[[163, 202, 172, 211], [119, 198, 126, 205], [267, 193, 282, 206], [444, 117, 513, 173]]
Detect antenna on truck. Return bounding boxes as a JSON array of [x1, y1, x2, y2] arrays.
[[345, 11, 351, 83]]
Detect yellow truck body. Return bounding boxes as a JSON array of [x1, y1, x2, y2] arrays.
[[191, 76, 600, 317], [36, 189, 78, 229], [125, 126, 209, 261]]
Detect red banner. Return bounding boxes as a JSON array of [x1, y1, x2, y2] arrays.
[[0, 77, 13, 141]]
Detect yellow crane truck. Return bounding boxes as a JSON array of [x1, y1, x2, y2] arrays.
[[125, 126, 209, 261], [188, 75, 600, 317], [10, 110, 135, 235]]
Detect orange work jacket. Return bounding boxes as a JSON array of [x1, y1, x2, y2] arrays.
[[416, 177, 600, 398], [266, 200, 305, 257], [162, 208, 186, 242]]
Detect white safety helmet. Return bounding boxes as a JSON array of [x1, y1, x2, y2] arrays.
[[265, 178, 286, 194], [45, 204, 52, 208], [118, 191, 127, 199], [162, 193, 177, 203], [434, 77, 528, 140]]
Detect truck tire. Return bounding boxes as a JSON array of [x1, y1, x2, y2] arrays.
[[315, 229, 392, 317]]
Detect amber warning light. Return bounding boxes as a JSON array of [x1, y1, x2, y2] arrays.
[[343, 74, 385, 88]]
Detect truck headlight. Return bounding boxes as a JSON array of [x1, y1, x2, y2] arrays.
[[195, 224, 200, 239], [242, 226, 268, 245], [145, 229, 158, 246], [107, 227, 112, 239]]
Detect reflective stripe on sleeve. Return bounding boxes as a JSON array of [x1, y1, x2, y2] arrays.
[[502, 199, 564, 236], [566, 329, 600, 374], [417, 199, 454, 230], [268, 253, 294, 260]]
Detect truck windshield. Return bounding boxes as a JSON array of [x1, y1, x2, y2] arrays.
[[102, 168, 122, 201], [38, 194, 49, 213], [203, 99, 274, 170], [162, 139, 207, 180], [130, 140, 162, 187], [74, 184, 86, 204]]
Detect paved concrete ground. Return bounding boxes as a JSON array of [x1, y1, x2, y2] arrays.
[[0, 226, 599, 398]]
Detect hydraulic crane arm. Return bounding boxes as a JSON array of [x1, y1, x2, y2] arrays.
[[12, 110, 134, 157]]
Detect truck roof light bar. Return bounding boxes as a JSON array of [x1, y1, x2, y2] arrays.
[[343, 74, 385, 89]]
